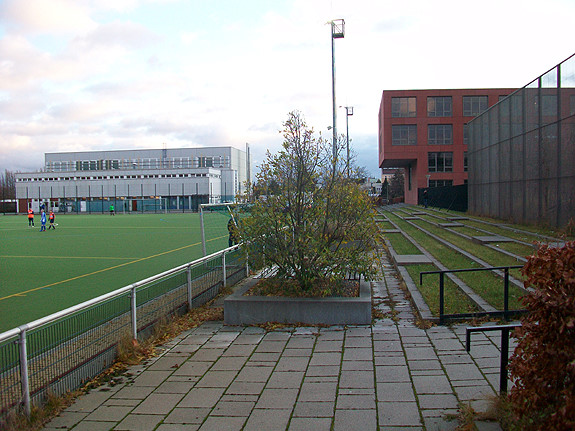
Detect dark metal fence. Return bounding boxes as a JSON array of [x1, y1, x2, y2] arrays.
[[418, 184, 468, 212], [468, 53, 575, 229], [0, 245, 246, 419]]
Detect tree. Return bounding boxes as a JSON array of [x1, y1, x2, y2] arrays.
[[238, 111, 377, 292], [381, 178, 389, 201], [0, 170, 16, 200], [389, 169, 405, 199], [0, 170, 16, 213]]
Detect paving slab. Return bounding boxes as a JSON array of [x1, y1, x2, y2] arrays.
[[472, 235, 513, 244], [113, 413, 163, 431], [333, 409, 377, 431], [243, 408, 292, 431], [394, 254, 433, 265]]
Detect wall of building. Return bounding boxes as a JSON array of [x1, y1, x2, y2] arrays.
[[379, 89, 515, 204], [16, 147, 247, 213], [468, 54, 575, 228]]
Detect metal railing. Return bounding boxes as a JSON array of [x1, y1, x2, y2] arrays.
[[0, 244, 247, 418], [466, 324, 522, 393], [420, 265, 526, 324]]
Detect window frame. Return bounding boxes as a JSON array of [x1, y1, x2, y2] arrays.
[[428, 124, 453, 145], [427, 96, 452, 117], [428, 152, 453, 173], [391, 124, 417, 146], [391, 97, 416, 118], [463, 95, 488, 116]]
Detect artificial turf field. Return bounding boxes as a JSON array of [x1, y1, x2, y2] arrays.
[[0, 212, 229, 333]]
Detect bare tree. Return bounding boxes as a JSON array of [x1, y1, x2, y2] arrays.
[[390, 169, 405, 199]]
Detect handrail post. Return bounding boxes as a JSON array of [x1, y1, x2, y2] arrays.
[[186, 265, 192, 310], [18, 330, 31, 416], [222, 251, 227, 288], [504, 267, 509, 321], [130, 287, 138, 341], [466, 324, 520, 394], [439, 272, 445, 325], [500, 327, 510, 393]]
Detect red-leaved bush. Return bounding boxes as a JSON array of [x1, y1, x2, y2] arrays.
[[508, 241, 575, 430]]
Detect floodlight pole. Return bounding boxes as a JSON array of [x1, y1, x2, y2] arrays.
[[331, 19, 345, 162], [343, 106, 353, 177]]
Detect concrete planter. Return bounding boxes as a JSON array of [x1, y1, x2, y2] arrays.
[[224, 277, 372, 325]]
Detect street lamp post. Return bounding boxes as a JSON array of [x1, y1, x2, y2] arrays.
[[342, 106, 353, 177], [331, 19, 345, 162]]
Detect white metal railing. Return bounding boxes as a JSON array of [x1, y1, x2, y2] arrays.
[[0, 244, 245, 418]]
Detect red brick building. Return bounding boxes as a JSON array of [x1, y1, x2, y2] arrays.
[[378, 89, 515, 204]]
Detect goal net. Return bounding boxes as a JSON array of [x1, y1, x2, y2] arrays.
[[199, 203, 250, 256]]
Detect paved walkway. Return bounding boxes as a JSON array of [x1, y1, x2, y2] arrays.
[[43, 257, 508, 431]]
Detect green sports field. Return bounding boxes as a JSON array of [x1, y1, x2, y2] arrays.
[[0, 212, 230, 333]]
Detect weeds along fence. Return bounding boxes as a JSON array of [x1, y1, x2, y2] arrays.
[[0, 245, 247, 419]]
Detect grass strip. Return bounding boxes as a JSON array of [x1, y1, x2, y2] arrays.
[[386, 211, 524, 310], [384, 232, 421, 255], [493, 241, 536, 259], [405, 263, 478, 316], [412, 218, 525, 277]]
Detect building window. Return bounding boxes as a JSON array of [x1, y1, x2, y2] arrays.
[[199, 157, 213, 167], [463, 124, 469, 145], [391, 125, 417, 145], [464, 151, 468, 172], [391, 97, 416, 117], [428, 124, 452, 145], [428, 152, 453, 172], [105, 160, 119, 170], [429, 179, 453, 188], [427, 96, 452, 117], [463, 96, 488, 116]]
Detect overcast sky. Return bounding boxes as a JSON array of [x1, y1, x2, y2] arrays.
[[1, 0, 574, 178]]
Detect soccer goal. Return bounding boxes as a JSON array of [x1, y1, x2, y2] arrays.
[[199, 203, 250, 256]]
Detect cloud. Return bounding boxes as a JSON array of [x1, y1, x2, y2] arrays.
[[0, 0, 96, 35], [70, 21, 161, 51]]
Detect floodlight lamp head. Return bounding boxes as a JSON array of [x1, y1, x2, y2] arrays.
[[331, 19, 345, 39]]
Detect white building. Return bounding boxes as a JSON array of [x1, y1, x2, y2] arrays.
[[16, 146, 250, 213]]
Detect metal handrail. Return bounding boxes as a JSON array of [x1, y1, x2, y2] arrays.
[[466, 324, 522, 393], [420, 265, 525, 324]]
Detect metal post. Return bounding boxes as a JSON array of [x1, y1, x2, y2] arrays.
[[504, 267, 509, 321], [187, 265, 192, 310], [245, 250, 249, 276], [439, 272, 445, 325], [331, 21, 337, 161], [200, 206, 207, 257], [130, 287, 138, 341], [222, 252, 227, 288], [345, 109, 349, 177], [18, 330, 31, 416], [500, 328, 510, 393]]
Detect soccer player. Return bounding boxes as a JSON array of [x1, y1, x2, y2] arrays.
[[27, 208, 34, 227], [39, 210, 47, 232], [48, 210, 56, 230]]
